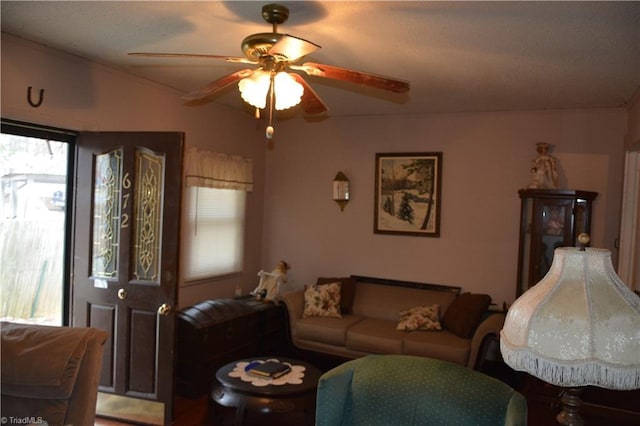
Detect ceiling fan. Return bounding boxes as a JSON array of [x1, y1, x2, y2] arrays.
[[129, 3, 410, 139]]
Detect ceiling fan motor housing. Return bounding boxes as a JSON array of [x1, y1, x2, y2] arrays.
[[242, 4, 291, 61], [241, 33, 283, 61]]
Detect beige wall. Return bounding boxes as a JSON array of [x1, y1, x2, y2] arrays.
[[262, 109, 627, 305], [1, 34, 267, 308]]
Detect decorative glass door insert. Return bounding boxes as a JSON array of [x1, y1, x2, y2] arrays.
[[132, 148, 164, 282], [92, 149, 123, 279]]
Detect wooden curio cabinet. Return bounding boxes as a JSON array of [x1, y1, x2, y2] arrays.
[[516, 189, 598, 297]]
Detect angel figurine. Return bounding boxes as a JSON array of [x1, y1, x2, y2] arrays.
[[251, 261, 290, 302]]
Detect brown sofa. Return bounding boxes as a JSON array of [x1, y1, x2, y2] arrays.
[[280, 275, 505, 368], [1, 322, 108, 426]]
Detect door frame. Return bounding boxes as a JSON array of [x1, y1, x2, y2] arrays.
[[618, 147, 639, 290]]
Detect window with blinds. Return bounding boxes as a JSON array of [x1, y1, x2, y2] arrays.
[[182, 186, 246, 280]]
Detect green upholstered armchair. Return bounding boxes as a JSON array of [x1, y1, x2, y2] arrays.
[[316, 355, 526, 426]]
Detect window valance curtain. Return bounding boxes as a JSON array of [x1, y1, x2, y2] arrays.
[[185, 148, 253, 192]]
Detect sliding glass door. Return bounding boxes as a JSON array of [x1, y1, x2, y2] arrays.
[[0, 120, 75, 325]]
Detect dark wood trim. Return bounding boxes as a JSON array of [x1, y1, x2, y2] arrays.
[[351, 275, 461, 295], [1, 118, 77, 140], [517, 188, 598, 200]]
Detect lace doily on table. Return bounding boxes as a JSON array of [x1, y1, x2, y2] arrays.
[[228, 359, 306, 387]]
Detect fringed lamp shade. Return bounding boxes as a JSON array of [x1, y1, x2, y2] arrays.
[[500, 247, 640, 390]]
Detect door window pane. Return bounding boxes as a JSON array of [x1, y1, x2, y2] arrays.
[[92, 149, 123, 279], [132, 148, 164, 283]]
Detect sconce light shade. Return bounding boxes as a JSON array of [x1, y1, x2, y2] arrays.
[[333, 171, 350, 211]]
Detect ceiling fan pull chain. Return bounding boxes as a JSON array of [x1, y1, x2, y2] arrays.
[[266, 75, 276, 139]]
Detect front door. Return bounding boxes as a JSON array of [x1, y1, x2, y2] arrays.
[[72, 132, 183, 425]]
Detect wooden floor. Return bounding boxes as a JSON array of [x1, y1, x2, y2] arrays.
[[95, 394, 311, 425], [95, 396, 210, 426]]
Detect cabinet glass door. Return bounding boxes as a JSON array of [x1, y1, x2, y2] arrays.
[[537, 202, 571, 281], [516, 189, 597, 297]]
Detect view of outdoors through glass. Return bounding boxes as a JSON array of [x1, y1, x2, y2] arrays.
[[1, 133, 68, 325]]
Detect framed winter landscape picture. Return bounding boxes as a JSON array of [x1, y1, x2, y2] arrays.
[[374, 152, 442, 237]]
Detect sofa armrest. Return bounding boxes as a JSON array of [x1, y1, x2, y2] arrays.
[[1, 323, 107, 426], [466, 312, 506, 369], [280, 289, 304, 341]]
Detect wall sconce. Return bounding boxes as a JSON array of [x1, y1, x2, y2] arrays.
[[333, 172, 350, 211]]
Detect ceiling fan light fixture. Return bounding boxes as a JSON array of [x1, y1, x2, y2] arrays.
[[239, 69, 303, 112], [131, 3, 409, 141], [273, 72, 304, 110], [238, 69, 271, 109]]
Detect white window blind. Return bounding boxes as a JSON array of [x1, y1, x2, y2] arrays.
[[183, 187, 246, 280]]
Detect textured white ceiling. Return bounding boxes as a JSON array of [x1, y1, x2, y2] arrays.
[[2, 1, 639, 118]]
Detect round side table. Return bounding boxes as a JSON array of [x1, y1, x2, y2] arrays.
[[210, 357, 322, 426]]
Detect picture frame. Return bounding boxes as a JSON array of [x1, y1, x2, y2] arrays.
[[374, 152, 442, 237]]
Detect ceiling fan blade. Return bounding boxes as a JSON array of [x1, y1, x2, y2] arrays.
[[128, 52, 256, 64], [182, 69, 255, 102], [290, 73, 328, 114], [268, 34, 321, 62], [296, 62, 410, 93]]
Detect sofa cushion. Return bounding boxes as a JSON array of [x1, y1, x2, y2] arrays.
[[441, 293, 492, 338], [402, 330, 471, 365], [296, 315, 365, 346], [346, 318, 404, 354], [317, 277, 357, 314], [352, 282, 457, 322], [303, 282, 342, 318], [397, 305, 442, 331]]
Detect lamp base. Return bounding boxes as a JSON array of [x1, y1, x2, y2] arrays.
[[556, 387, 584, 426]]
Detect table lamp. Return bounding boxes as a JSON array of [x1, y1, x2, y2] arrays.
[[500, 234, 640, 426]]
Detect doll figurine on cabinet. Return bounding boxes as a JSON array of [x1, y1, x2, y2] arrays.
[[252, 261, 290, 302], [527, 142, 559, 189]]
